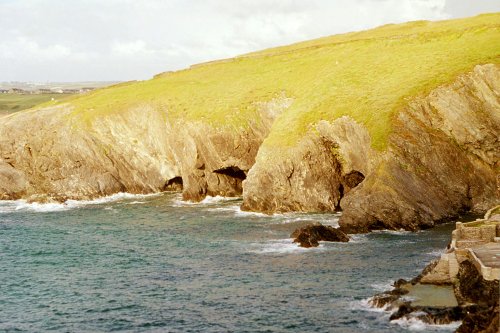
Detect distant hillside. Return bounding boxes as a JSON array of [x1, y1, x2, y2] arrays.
[[0, 94, 75, 116], [0, 82, 120, 116]]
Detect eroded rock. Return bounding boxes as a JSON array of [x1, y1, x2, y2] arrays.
[[0, 94, 292, 202], [291, 223, 349, 247], [243, 64, 500, 232]]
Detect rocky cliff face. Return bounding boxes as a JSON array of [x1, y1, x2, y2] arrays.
[[243, 64, 499, 232], [0, 95, 291, 203], [0, 65, 498, 233]]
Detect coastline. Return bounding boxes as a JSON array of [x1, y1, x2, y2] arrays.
[[369, 206, 500, 332]]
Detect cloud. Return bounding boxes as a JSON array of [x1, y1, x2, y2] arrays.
[[0, 0, 497, 81]]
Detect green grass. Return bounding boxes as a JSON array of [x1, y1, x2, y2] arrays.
[[48, 13, 499, 150], [0, 94, 75, 115]]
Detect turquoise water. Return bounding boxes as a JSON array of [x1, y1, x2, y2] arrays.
[[0, 193, 459, 332]]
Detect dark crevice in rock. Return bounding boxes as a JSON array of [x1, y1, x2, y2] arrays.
[[164, 176, 183, 191], [342, 170, 365, 189], [214, 166, 247, 180], [336, 170, 365, 211]]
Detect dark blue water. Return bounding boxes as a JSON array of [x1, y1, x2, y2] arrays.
[[0, 193, 459, 332]]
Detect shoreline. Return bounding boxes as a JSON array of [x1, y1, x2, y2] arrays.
[[368, 206, 500, 332]]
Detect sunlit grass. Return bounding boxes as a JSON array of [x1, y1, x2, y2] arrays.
[[0, 93, 75, 115], [53, 13, 499, 150]]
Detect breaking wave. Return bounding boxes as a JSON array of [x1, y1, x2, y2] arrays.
[[0, 192, 161, 213]]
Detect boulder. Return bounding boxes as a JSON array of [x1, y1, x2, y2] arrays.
[[291, 223, 349, 248]]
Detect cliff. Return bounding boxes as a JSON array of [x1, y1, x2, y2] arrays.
[[0, 14, 499, 232]]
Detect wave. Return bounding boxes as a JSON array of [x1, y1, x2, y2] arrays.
[[370, 281, 394, 292], [172, 195, 242, 207], [350, 298, 392, 313], [426, 249, 445, 257], [355, 296, 462, 332], [348, 234, 368, 244], [246, 238, 327, 254], [0, 192, 161, 213], [270, 213, 341, 226], [391, 317, 461, 331], [371, 229, 414, 235]]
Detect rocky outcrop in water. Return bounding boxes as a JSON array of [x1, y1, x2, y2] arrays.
[[243, 64, 500, 232], [291, 223, 349, 247]]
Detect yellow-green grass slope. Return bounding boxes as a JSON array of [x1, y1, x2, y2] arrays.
[[43, 13, 499, 150], [0, 93, 75, 115]]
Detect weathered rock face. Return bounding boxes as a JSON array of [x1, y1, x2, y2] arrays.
[[0, 65, 498, 236], [0, 95, 292, 202], [242, 117, 374, 213], [455, 260, 499, 308], [290, 223, 349, 247], [243, 64, 500, 232]]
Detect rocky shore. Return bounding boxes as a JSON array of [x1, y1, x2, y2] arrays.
[[369, 207, 500, 332]]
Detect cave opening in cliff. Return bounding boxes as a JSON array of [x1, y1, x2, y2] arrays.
[[164, 176, 183, 191], [337, 170, 365, 211], [343, 171, 365, 189], [214, 166, 247, 180]]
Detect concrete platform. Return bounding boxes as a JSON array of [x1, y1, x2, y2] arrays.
[[470, 243, 500, 280]]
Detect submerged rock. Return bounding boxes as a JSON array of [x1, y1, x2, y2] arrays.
[[291, 223, 349, 248]]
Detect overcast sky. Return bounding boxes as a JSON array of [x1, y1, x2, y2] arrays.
[[0, 0, 498, 82]]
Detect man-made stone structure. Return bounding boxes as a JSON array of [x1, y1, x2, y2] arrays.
[[371, 207, 500, 332]]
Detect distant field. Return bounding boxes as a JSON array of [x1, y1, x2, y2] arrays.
[[0, 94, 76, 116]]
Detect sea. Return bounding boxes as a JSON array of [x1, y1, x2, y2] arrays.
[[0, 192, 464, 332]]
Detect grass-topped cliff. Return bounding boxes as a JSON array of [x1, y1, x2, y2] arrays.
[[39, 13, 499, 150], [0, 14, 498, 232]]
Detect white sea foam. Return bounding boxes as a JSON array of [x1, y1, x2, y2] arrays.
[[247, 238, 327, 254], [391, 317, 461, 331], [200, 195, 241, 204], [348, 234, 368, 244], [0, 192, 160, 213], [271, 213, 341, 226], [172, 195, 241, 207], [351, 298, 392, 313], [208, 205, 275, 218], [371, 229, 413, 235], [427, 249, 445, 257], [234, 208, 270, 218], [126, 201, 146, 205], [14, 201, 69, 213], [370, 281, 394, 292]]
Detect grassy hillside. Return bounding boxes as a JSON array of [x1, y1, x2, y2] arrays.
[[44, 13, 499, 150], [0, 94, 75, 116]]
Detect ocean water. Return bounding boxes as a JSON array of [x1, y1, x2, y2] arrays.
[[0, 193, 461, 332]]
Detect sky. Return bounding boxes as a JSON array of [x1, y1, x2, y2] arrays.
[[0, 0, 498, 82]]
